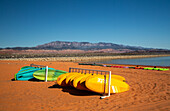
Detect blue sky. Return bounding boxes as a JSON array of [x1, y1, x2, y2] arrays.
[[0, 0, 170, 49]]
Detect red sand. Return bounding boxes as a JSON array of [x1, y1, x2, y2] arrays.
[[0, 60, 170, 111]]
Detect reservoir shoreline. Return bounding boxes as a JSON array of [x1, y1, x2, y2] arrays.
[[1, 54, 170, 62]]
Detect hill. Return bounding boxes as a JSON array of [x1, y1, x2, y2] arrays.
[[35, 41, 148, 51]]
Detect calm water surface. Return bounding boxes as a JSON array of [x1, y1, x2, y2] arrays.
[[96, 56, 170, 66]]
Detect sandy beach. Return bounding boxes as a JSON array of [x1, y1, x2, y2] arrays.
[[0, 60, 170, 111]]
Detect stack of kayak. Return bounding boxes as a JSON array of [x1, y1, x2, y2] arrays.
[[79, 63, 169, 71], [56, 73, 130, 94], [129, 66, 169, 71], [15, 66, 67, 81], [111, 66, 129, 68]]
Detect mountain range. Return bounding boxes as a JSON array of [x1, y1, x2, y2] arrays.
[[1, 41, 170, 58], [35, 41, 150, 51], [4, 41, 151, 51]]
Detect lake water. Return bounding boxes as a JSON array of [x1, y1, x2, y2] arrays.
[[95, 56, 170, 66]]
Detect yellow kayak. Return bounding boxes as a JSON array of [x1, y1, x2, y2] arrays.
[[85, 75, 130, 94], [56, 73, 71, 86]]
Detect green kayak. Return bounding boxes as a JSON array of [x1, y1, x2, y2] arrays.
[[144, 67, 169, 71], [33, 69, 67, 81]]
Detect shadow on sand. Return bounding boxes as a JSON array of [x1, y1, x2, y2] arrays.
[[28, 78, 44, 82], [48, 84, 101, 96], [11, 78, 15, 81], [11, 78, 44, 82]]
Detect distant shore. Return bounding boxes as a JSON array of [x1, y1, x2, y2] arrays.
[[1, 54, 170, 62]]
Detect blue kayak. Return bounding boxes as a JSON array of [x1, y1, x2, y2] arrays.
[[15, 66, 55, 81]]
